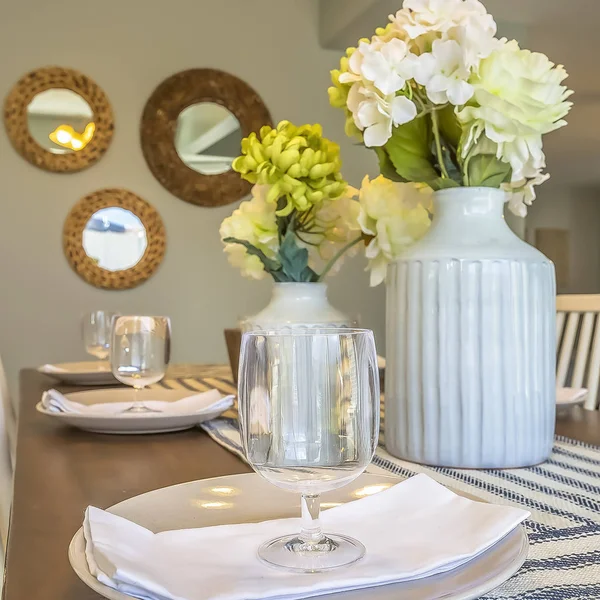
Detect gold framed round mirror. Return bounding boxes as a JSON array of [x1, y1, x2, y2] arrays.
[[140, 69, 272, 207], [63, 188, 166, 290], [3, 66, 114, 173]]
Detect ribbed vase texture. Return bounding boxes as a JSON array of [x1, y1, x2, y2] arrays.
[[385, 188, 556, 468]]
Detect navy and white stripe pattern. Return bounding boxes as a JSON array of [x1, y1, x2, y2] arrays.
[[156, 376, 600, 599]]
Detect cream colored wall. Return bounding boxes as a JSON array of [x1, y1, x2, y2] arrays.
[[526, 186, 600, 294], [0, 0, 383, 393]]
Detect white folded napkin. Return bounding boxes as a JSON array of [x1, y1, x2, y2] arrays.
[[83, 474, 529, 600], [41, 388, 234, 416]]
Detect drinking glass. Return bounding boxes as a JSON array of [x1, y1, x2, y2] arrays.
[[110, 316, 171, 413], [82, 310, 118, 360], [239, 328, 380, 572]]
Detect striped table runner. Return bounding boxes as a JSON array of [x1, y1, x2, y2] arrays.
[[159, 374, 600, 599]]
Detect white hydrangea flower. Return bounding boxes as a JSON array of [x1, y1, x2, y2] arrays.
[[457, 40, 573, 182], [414, 39, 474, 105], [360, 38, 419, 95], [347, 84, 417, 147], [503, 171, 550, 218], [357, 176, 431, 286], [219, 185, 279, 280], [390, 0, 497, 68]]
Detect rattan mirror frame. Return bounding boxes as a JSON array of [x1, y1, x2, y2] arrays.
[[63, 188, 166, 290], [140, 68, 272, 207], [3, 66, 114, 173]]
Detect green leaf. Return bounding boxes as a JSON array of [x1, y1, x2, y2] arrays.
[[384, 118, 438, 183], [374, 147, 405, 182], [428, 178, 460, 191], [467, 154, 512, 188], [279, 231, 319, 282], [438, 105, 462, 150], [223, 237, 288, 282]]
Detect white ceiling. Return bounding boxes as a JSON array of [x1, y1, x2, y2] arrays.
[[319, 0, 600, 186]]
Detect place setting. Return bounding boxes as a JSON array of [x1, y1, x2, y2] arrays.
[[66, 328, 531, 600], [37, 313, 234, 434], [38, 310, 118, 386]]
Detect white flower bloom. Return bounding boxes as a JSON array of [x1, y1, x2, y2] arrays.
[[503, 171, 550, 217], [357, 175, 431, 286], [414, 39, 474, 105], [338, 41, 371, 86], [360, 38, 419, 95], [300, 188, 362, 276], [457, 40, 573, 182], [390, 0, 497, 68], [219, 185, 279, 280], [348, 84, 417, 147]]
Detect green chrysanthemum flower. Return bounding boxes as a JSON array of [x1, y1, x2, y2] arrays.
[[233, 121, 348, 216]]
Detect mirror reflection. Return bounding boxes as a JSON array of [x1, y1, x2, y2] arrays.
[[174, 102, 242, 175], [82, 208, 147, 272], [27, 89, 94, 154]]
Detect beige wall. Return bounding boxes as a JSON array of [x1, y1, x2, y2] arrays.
[[0, 0, 384, 393], [526, 186, 600, 294]]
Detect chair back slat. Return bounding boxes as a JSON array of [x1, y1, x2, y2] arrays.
[[557, 312, 580, 387], [556, 311, 566, 345], [584, 321, 600, 410], [572, 312, 595, 388]]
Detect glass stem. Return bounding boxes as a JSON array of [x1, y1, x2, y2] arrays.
[[133, 385, 143, 409], [300, 494, 324, 545]]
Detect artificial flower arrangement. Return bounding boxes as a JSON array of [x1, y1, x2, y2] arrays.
[[222, 0, 573, 288], [328, 0, 573, 218], [220, 120, 430, 286], [220, 121, 363, 283]]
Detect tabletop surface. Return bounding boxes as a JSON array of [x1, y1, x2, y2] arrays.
[[5, 366, 600, 600]]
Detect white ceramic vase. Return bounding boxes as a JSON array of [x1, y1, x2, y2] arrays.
[[245, 282, 350, 329], [385, 187, 556, 468]]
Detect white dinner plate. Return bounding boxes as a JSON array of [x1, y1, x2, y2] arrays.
[[69, 472, 528, 600], [37, 361, 117, 386], [556, 387, 588, 413], [36, 388, 229, 434]]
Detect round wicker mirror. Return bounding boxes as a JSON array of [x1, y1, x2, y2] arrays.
[[3, 66, 114, 173], [63, 189, 166, 290], [140, 69, 272, 207]]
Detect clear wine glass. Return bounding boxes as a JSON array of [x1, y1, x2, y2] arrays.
[[238, 328, 380, 572], [110, 316, 171, 414], [82, 311, 118, 361]]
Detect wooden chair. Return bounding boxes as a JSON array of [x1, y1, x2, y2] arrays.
[[556, 295, 600, 410], [0, 357, 15, 558], [224, 329, 242, 386]]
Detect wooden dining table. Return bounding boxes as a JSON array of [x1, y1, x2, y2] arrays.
[[5, 366, 600, 600]]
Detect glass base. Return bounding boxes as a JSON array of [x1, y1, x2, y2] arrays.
[[258, 533, 365, 573]]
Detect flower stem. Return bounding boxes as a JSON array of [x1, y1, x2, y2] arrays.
[[318, 236, 363, 281], [431, 109, 450, 180]]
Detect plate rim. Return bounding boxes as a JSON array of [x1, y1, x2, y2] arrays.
[[35, 401, 222, 421], [68, 472, 529, 600]]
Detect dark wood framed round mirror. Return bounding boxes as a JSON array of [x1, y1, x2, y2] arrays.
[[140, 69, 272, 207]]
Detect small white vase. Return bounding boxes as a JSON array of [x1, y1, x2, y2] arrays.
[[385, 187, 556, 468], [245, 282, 350, 329]]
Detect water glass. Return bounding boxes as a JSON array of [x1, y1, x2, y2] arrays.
[[82, 311, 118, 360], [110, 316, 171, 413], [239, 328, 380, 572]]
